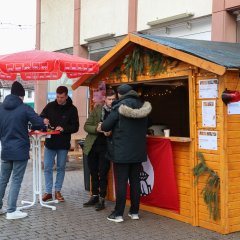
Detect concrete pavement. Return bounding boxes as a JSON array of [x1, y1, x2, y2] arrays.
[[0, 161, 240, 240]]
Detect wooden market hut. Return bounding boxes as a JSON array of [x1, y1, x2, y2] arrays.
[[72, 33, 240, 234]]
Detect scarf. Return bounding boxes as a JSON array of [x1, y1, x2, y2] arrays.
[[101, 104, 112, 121]]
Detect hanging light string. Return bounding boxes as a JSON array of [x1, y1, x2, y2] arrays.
[[143, 85, 184, 97]]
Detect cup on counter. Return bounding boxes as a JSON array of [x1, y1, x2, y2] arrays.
[[164, 129, 170, 137]]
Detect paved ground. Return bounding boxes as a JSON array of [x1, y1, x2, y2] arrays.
[[1, 161, 240, 240]]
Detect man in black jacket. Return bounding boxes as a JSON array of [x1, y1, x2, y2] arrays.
[[100, 84, 152, 222], [40, 86, 79, 202]]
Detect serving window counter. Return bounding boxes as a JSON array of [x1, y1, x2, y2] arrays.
[[72, 34, 240, 234], [132, 80, 190, 138]]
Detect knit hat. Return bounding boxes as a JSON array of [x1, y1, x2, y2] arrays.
[[117, 84, 132, 95], [11, 81, 25, 97]]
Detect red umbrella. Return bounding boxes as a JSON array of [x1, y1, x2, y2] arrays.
[[0, 50, 99, 81]]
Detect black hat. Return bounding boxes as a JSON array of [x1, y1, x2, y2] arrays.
[[117, 84, 132, 95], [11, 81, 25, 97]]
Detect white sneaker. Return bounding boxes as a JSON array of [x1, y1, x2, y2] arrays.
[[107, 211, 124, 223], [6, 210, 28, 220], [128, 213, 139, 220], [0, 208, 6, 215]]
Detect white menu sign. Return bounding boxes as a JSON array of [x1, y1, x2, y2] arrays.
[[228, 101, 240, 115], [202, 100, 216, 127], [199, 79, 218, 99], [198, 130, 218, 150]]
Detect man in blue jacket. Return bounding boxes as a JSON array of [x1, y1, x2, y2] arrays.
[[0, 81, 46, 220]]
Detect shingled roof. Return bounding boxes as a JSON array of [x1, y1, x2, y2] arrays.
[[72, 33, 240, 90], [138, 34, 240, 69]]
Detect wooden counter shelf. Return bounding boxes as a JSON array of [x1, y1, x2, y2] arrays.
[[147, 135, 192, 142]]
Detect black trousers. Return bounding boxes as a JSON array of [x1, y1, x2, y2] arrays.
[[114, 162, 141, 216], [87, 146, 110, 198]]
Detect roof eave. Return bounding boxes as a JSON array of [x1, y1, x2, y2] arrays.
[[129, 34, 226, 76], [71, 33, 227, 90]]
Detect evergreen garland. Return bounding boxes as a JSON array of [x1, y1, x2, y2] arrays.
[[113, 66, 122, 80], [193, 152, 220, 221], [146, 49, 165, 76], [123, 47, 144, 81], [110, 47, 179, 81]]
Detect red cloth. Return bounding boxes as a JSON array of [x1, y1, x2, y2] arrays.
[[127, 137, 179, 212]]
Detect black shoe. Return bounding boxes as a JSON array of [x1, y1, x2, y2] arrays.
[[95, 197, 105, 211], [83, 195, 99, 207], [107, 211, 124, 223]]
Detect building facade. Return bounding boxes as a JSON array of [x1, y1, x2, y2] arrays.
[[35, 0, 240, 137]]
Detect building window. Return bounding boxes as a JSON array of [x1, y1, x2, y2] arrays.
[[28, 90, 32, 98], [233, 10, 240, 42], [237, 14, 240, 42]]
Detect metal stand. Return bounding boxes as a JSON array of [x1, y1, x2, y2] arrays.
[[18, 132, 59, 211]]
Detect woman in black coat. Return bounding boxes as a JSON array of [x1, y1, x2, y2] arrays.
[[100, 84, 152, 222]]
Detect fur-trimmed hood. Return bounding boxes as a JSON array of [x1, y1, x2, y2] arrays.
[[101, 95, 150, 164], [118, 101, 152, 118]]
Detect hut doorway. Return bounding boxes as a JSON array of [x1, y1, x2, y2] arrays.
[[110, 78, 190, 137]]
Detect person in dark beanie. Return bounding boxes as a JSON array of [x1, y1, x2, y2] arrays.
[[99, 84, 152, 222], [11, 81, 25, 97], [117, 84, 132, 95], [40, 86, 79, 203], [0, 81, 46, 220]]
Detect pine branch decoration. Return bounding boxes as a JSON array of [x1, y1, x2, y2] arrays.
[[110, 47, 180, 81], [193, 152, 220, 220], [146, 50, 165, 76], [123, 47, 145, 81]]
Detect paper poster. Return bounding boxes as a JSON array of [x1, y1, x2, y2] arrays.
[[92, 81, 106, 104], [198, 130, 218, 150], [202, 100, 216, 127], [98, 81, 106, 91], [93, 90, 105, 104], [228, 101, 240, 115], [199, 79, 218, 99]]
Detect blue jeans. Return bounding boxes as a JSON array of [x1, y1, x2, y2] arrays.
[[44, 147, 68, 193], [0, 160, 28, 213]]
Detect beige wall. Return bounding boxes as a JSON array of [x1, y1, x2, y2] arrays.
[[137, 0, 212, 31], [80, 0, 129, 44], [41, 0, 74, 51], [40, 0, 214, 48]]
